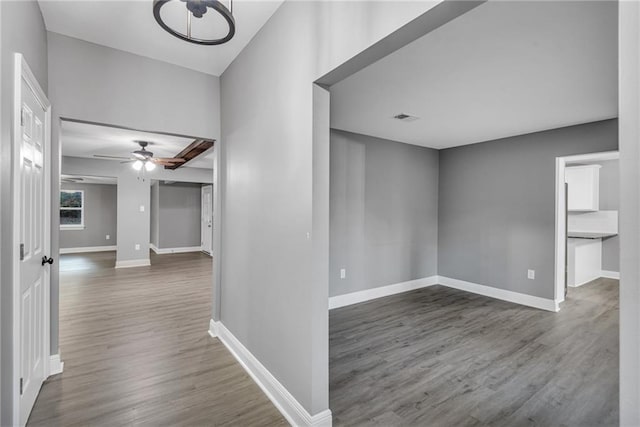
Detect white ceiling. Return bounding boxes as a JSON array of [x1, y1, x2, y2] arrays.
[[61, 120, 214, 169], [38, 0, 284, 76], [330, 1, 618, 150]]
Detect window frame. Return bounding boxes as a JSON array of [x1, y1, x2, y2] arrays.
[[60, 189, 85, 230]]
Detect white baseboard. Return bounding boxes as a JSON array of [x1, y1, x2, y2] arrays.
[[437, 276, 559, 312], [209, 320, 332, 427], [150, 243, 202, 254], [569, 274, 602, 288], [329, 276, 438, 310], [601, 270, 620, 279], [49, 354, 64, 376], [115, 258, 151, 269], [60, 245, 116, 254]]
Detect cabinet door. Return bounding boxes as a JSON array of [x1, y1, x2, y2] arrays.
[[566, 165, 600, 211]]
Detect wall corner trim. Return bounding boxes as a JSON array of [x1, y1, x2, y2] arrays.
[[60, 245, 117, 254], [150, 244, 203, 255], [208, 319, 219, 338], [601, 270, 620, 279], [114, 259, 151, 269], [436, 276, 559, 312], [49, 354, 64, 376], [208, 320, 333, 427], [329, 276, 438, 309]]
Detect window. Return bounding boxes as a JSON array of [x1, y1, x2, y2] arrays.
[[60, 190, 84, 230]]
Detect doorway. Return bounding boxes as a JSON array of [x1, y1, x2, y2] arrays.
[[201, 185, 213, 255], [554, 151, 620, 303]]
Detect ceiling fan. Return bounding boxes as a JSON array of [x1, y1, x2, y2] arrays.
[[94, 141, 186, 171]]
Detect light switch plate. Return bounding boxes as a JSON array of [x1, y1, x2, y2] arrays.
[[340, 268, 346, 279], [139, 205, 145, 212], [527, 269, 535, 280], [135, 244, 140, 251], [106, 235, 110, 240]]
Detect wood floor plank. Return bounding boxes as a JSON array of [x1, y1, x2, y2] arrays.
[[329, 279, 619, 426], [28, 251, 286, 427]]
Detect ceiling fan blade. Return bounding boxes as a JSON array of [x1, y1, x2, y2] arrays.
[[94, 154, 131, 160], [120, 160, 134, 164], [132, 152, 147, 160]]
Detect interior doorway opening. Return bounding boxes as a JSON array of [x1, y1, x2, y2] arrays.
[[319, 1, 620, 424], [554, 150, 620, 302]]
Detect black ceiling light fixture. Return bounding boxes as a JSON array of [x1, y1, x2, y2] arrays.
[[153, 0, 235, 45]]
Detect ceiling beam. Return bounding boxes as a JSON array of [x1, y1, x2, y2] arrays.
[[165, 139, 214, 170]]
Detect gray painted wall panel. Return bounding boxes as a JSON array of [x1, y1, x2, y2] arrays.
[[60, 183, 117, 248], [329, 129, 438, 297], [47, 32, 220, 140], [598, 159, 619, 272], [158, 182, 202, 248], [0, 1, 48, 424], [220, 1, 438, 414], [438, 119, 618, 300], [116, 170, 150, 263]]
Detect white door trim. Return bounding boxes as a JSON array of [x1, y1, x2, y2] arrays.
[[554, 150, 619, 306], [12, 53, 52, 426]]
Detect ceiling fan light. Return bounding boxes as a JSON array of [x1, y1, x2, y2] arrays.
[[145, 161, 156, 171], [133, 160, 144, 171], [153, 0, 236, 46]]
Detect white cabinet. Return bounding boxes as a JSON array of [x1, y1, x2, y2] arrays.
[[567, 238, 602, 287], [566, 165, 601, 212]]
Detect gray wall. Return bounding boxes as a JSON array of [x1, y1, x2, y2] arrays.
[[219, 0, 438, 416], [598, 159, 619, 272], [157, 182, 202, 248], [150, 182, 159, 247], [48, 31, 220, 353], [330, 129, 438, 297], [60, 183, 117, 249], [47, 32, 220, 140], [438, 119, 618, 300], [116, 171, 150, 264], [0, 1, 48, 424]]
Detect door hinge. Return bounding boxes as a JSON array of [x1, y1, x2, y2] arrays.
[[20, 377, 23, 395], [20, 243, 24, 261], [20, 108, 25, 127]]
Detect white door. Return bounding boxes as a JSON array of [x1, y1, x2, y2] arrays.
[[201, 185, 213, 255], [14, 55, 51, 426]]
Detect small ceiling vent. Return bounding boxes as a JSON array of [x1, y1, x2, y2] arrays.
[[393, 113, 419, 122]]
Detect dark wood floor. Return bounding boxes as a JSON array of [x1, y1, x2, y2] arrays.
[[329, 279, 619, 426], [28, 251, 286, 426], [30, 252, 617, 426]]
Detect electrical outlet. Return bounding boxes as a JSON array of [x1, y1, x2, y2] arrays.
[[527, 269, 535, 280], [340, 268, 346, 279], [135, 244, 141, 251], [106, 234, 110, 240]]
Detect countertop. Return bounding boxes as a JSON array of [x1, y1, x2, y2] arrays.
[[568, 231, 618, 239]]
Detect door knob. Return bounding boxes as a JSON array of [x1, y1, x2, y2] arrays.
[[41, 256, 54, 266]]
